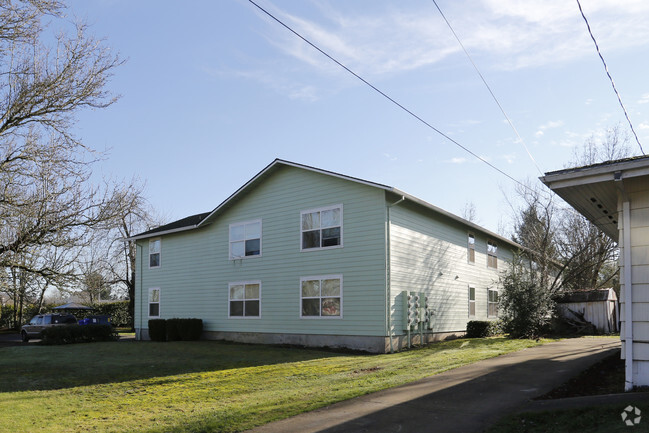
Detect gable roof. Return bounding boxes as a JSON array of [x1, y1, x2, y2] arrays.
[[540, 155, 649, 241], [128, 159, 520, 249]]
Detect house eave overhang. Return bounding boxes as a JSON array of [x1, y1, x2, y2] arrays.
[[540, 155, 649, 242]]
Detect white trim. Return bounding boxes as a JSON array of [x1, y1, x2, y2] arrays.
[[148, 287, 161, 318], [300, 204, 343, 252], [148, 238, 161, 269], [300, 274, 343, 319], [229, 219, 262, 260], [228, 280, 262, 319]]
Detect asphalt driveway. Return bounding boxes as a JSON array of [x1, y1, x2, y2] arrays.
[[0, 332, 25, 347], [248, 337, 622, 433]]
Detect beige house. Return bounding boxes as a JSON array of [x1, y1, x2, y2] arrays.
[[541, 155, 649, 390]]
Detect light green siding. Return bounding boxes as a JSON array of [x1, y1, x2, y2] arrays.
[[134, 165, 388, 337], [388, 199, 514, 335]]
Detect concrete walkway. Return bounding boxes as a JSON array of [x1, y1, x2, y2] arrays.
[[248, 337, 620, 433]]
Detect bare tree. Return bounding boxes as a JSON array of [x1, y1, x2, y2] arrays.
[[0, 1, 123, 324], [557, 124, 630, 293], [460, 201, 478, 223]]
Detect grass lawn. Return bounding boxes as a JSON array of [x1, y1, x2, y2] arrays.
[[487, 403, 649, 432], [1, 337, 552, 433]]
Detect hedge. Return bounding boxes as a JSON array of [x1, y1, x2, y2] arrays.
[[465, 320, 503, 338], [148, 319, 167, 341], [41, 324, 118, 345], [149, 318, 203, 341]]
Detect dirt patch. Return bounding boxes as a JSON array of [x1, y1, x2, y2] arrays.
[[537, 349, 624, 399]]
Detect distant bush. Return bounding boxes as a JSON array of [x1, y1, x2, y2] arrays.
[[148, 319, 167, 341], [466, 320, 502, 338], [73, 301, 132, 327], [41, 325, 117, 345]]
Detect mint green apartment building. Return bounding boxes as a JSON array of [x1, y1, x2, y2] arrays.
[[130, 159, 519, 352]]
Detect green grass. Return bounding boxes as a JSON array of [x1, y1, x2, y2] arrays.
[[488, 403, 649, 432], [0, 337, 552, 433]]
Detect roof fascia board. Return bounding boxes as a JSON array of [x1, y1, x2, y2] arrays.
[[542, 160, 649, 188]]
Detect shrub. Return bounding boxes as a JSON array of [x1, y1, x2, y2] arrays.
[[148, 319, 167, 341], [499, 256, 555, 339], [148, 318, 203, 341], [178, 318, 203, 341], [165, 319, 182, 341], [466, 320, 502, 338]]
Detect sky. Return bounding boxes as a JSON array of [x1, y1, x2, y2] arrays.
[[65, 0, 649, 235]]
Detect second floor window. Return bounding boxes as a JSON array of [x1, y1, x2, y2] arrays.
[[301, 205, 342, 251], [149, 239, 161, 268], [487, 241, 498, 269], [468, 233, 475, 263], [230, 220, 261, 259]]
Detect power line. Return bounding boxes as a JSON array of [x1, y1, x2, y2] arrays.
[[431, 0, 544, 176], [576, 0, 645, 155], [247, 0, 538, 193]]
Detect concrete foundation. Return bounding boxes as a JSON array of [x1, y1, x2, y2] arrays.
[[135, 328, 465, 353]]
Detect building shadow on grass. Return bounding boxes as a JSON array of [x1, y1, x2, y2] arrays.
[[0, 339, 352, 393]]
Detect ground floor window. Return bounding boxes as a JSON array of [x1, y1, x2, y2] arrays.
[[468, 286, 476, 317], [229, 281, 261, 317], [149, 288, 160, 318], [300, 275, 342, 318], [488, 288, 498, 317]]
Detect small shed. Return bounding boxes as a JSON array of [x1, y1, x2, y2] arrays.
[[556, 288, 618, 333]]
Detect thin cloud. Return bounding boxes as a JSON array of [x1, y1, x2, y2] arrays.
[[254, 0, 649, 77]]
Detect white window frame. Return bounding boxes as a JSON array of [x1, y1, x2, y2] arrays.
[[300, 275, 343, 319], [229, 219, 262, 260], [148, 287, 160, 318], [468, 286, 476, 317], [488, 288, 499, 317], [300, 204, 343, 252], [467, 233, 476, 264], [149, 238, 161, 269], [487, 240, 498, 269], [228, 281, 261, 319]]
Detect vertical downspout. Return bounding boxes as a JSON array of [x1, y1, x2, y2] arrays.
[[617, 174, 633, 391], [623, 199, 633, 391], [138, 243, 143, 340], [386, 196, 406, 354]]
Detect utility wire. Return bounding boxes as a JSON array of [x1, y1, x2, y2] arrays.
[[576, 0, 645, 155], [248, 0, 538, 193], [431, 0, 544, 176]]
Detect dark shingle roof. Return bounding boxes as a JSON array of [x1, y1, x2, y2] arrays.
[[134, 212, 211, 238]]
